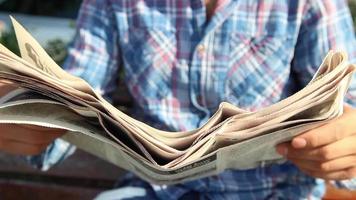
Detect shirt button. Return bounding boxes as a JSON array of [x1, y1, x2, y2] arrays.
[[197, 44, 205, 57], [123, 32, 129, 43]]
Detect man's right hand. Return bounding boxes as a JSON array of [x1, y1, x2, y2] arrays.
[[0, 80, 65, 156]]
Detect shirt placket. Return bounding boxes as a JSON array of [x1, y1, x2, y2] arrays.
[[189, 2, 208, 126], [190, 39, 211, 109], [189, 0, 238, 126]]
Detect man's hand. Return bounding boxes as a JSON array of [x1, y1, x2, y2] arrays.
[[0, 80, 65, 155], [0, 124, 65, 155], [276, 104, 356, 180]]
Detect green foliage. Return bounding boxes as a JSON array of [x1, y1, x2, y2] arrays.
[[45, 39, 68, 65], [0, 29, 19, 56], [0, 29, 67, 65]]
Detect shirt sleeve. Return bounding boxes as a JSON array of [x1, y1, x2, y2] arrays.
[[291, 0, 356, 190], [27, 0, 121, 170]]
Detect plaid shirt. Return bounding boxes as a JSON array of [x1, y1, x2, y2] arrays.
[[29, 0, 356, 199]]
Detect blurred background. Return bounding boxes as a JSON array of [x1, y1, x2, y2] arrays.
[[0, 0, 81, 65], [0, 1, 355, 200]]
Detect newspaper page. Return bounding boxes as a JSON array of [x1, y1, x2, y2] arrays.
[[0, 17, 354, 184]]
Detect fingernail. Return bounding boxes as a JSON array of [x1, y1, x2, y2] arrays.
[[276, 146, 288, 156], [292, 138, 307, 149]]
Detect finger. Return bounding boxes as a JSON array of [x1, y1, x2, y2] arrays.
[[0, 124, 64, 144], [286, 135, 356, 161], [289, 155, 356, 173], [0, 80, 18, 95], [0, 79, 14, 85], [288, 157, 324, 172], [344, 103, 353, 112], [302, 167, 356, 181], [317, 155, 356, 172], [276, 142, 289, 156], [0, 138, 49, 155], [291, 109, 356, 149]]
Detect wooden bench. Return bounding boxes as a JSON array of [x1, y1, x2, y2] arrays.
[[0, 150, 124, 200]]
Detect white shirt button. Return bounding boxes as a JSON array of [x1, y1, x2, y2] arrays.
[[197, 44, 205, 57]]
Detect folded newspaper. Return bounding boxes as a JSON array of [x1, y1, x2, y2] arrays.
[[0, 17, 354, 185]]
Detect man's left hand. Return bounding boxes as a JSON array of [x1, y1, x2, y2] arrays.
[[276, 104, 356, 180]]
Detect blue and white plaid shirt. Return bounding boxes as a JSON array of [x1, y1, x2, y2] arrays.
[[30, 0, 356, 199]]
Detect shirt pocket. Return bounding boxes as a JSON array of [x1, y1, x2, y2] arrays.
[[119, 27, 177, 105], [225, 32, 293, 110]]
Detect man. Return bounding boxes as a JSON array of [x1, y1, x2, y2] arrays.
[[1, 0, 356, 199]]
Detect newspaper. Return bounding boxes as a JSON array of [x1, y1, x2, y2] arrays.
[[0, 17, 354, 185]]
